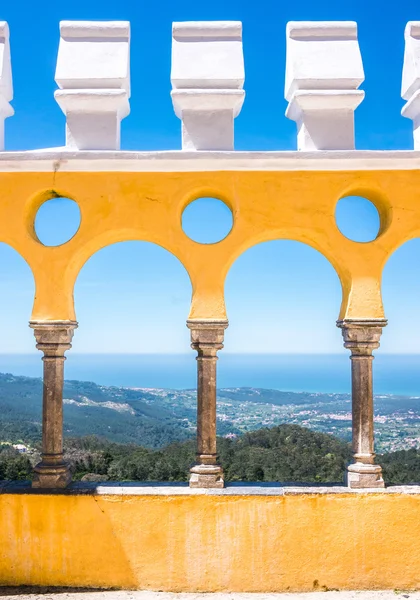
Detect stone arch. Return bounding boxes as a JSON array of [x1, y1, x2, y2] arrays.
[[223, 233, 346, 321], [30, 226, 194, 322]]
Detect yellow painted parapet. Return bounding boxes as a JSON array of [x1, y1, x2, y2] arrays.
[[0, 488, 419, 591], [2, 151, 420, 325]]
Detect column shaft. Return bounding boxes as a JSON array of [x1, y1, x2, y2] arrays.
[[351, 354, 375, 462], [187, 319, 228, 488], [30, 320, 77, 489], [338, 319, 386, 489], [42, 356, 66, 462], [196, 352, 218, 462]]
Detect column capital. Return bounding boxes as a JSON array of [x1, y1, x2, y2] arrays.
[[29, 320, 78, 357], [337, 319, 387, 354], [186, 319, 228, 354]]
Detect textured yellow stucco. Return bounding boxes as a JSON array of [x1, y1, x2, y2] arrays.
[[0, 492, 419, 592], [1, 169, 419, 323]]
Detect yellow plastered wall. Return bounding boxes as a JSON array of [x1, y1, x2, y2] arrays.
[[0, 492, 419, 591], [1, 169, 419, 323]]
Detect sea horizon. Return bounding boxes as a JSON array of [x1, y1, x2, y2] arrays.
[[0, 353, 419, 397]]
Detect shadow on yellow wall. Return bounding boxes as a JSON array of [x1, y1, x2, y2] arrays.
[[1, 491, 419, 591]]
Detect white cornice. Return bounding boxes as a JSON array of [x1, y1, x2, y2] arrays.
[[0, 150, 419, 173]]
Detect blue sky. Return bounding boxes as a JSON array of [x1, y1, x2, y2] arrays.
[[0, 0, 419, 355]]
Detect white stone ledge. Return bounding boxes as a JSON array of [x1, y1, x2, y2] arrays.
[[0, 150, 420, 172], [171, 89, 245, 117], [59, 21, 130, 39], [286, 90, 364, 116], [287, 21, 359, 40], [172, 21, 242, 40], [1, 481, 420, 496]]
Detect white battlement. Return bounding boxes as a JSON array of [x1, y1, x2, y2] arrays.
[[171, 21, 245, 151], [54, 20, 131, 151], [0, 22, 12, 101], [0, 18, 420, 153], [55, 21, 130, 92], [402, 22, 420, 149], [285, 21, 364, 151], [0, 22, 13, 152], [171, 21, 244, 90]]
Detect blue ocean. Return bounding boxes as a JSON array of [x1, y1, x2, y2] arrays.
[[0, 353, 419, 396]]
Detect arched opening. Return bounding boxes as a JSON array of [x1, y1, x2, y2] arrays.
[[0, 244, 37, 481], [73, 242, 192, 366], [379, 239, 420, 483], [221, 240, 351, 483], [63, 241, 196, 474]]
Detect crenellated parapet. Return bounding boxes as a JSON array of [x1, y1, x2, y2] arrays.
[[1, 19, 420, 150]]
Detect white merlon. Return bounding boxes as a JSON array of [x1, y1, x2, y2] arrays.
[[171, 21, 245, 151], [401, 22, 420, 149], [54, 21, 130, 151], [0, 22, 13, 151], [285, 21, 364, 151]]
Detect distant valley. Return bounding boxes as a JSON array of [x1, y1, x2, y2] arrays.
[[0, 372, 419, 452]]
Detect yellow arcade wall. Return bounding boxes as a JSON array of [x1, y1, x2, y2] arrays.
[[0, 491, 419, 591], [0, 168, 419, 324]]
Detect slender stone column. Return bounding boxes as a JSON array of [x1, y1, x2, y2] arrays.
[[29, 320, 78, 489], [337, 319, 387, 489], [187, 319, 228, 488]]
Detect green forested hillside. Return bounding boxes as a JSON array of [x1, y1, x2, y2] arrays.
[[66, 425, 352, 482], [2, 424, 419, 485], [0, 373, 191, 447]]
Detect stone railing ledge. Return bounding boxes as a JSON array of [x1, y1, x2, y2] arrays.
[[2, 481, 420, 496]]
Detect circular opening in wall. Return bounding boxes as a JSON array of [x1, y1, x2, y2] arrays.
[[35, 197, 81, 247], [182, 197, 233, 244], [335, 195, 380, 243]]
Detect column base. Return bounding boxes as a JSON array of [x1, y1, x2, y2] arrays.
[[189, 464, 224, 489], [346, 463, 385, 489], [32, 461, 72, 489]]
